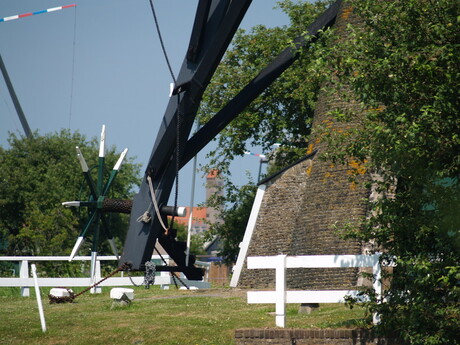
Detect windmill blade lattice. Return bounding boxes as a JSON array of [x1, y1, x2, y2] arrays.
[[62, 125, 130, 283]]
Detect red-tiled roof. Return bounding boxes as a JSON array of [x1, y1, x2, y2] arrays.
[[172, 206, 207, 226], [207, 169, 220, 179]]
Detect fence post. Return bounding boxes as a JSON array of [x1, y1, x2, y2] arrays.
[[275, 254, 287, 327], [90, 259, 102, 294], [20, 260, 30, 297], [372, 253, 382, 324]]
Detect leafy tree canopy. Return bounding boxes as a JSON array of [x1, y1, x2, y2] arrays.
[[198, 0, 335, 174], [0, 130, 140, 257], [318, 0, 459, 343], [174, 220, 206, 256], [199, 0, 458, 342], [205, 184, 257, 265]]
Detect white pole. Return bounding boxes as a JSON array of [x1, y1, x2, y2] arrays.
[[185, 208, 194, 266], [185, 158, 197, 266], [230, 184, 266, 287], [186, 121, 199, 266], [372, 253, 382, 324], [31, 264, 47, 332], [275, 254, 287, 328]]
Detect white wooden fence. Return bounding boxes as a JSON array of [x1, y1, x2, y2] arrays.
[[246, 253, 382, 327], [0, 255, 210, 296]]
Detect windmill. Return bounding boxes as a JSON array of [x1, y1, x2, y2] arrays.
[[244, 143, 282, 182], [62, 125, 129, 283], [119, 0, 341, 278], [0, 4, 77, 139]]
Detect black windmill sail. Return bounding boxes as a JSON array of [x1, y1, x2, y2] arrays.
[[119, 0, 342, 279], [119, 0, 253, 279]]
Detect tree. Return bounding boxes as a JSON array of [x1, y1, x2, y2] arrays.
[[174, 221, 206, 256], [205, 184, 257, 264], [0, 130, 140, 258], [319, 1, 459, 343], [200, 0, 459, 342], [198, 0, 334, 173]]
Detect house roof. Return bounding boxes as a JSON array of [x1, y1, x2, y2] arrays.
[[207, 169, 220, 179], [172, 206, 207, 226]]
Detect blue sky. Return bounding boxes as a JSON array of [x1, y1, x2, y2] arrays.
[[0, 0, 290, 205]]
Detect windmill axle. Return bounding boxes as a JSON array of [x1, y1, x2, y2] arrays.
[[101, 199, 133, 214], [160, 205, 187, 217]]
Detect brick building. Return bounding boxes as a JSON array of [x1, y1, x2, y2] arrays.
[[173, 170, 223, 236]]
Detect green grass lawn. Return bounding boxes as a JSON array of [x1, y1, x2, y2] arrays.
[[0, 286, 368, 345]]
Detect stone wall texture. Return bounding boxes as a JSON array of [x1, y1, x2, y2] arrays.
[[237, 3, 369, 290]]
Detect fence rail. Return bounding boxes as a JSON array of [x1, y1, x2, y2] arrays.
[[0, 255, 210, 296], [246, 254, 382, 327]]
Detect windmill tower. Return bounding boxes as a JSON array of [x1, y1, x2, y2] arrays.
[[235, 3, 369, 290]]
